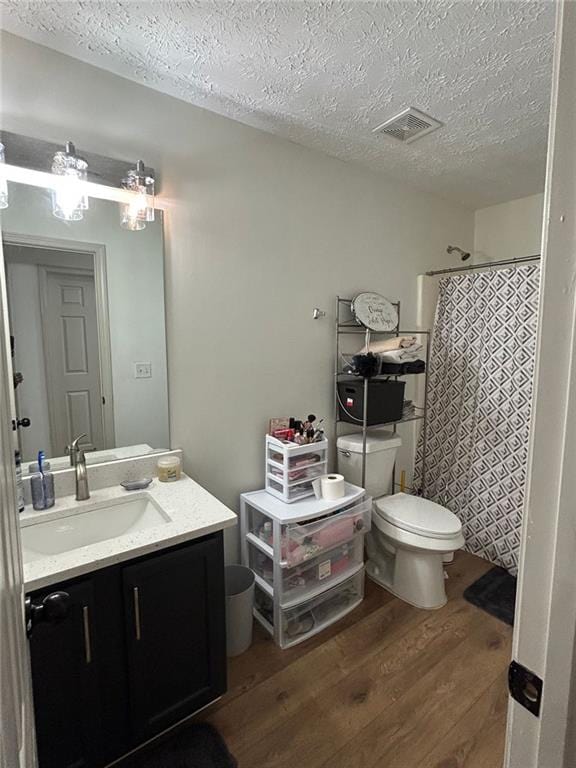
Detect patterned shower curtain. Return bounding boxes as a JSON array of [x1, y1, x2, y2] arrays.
[[416, 265, 540, 574]]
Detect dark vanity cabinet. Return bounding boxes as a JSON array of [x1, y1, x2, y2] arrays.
[[123, 538, 226, 742], [28, 532, 226, 768], [29, 580, 102, 768]]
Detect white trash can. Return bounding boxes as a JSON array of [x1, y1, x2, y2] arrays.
[[225, 565, 255, 657]]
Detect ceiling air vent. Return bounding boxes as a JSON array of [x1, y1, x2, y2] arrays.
[[372, 107, 442, 143]]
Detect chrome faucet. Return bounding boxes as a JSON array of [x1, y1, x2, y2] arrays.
[[68, 434, 90, 501]]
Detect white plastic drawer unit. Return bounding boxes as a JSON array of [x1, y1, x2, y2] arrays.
[[247, 544, 274, 598], [280, 568, 365, 648], [243, 498, 372, 568], [267, 461, 326, 483], [266, 476, 316, 503], [249, 535, 364, 608], [254, 584, 275, 634], [240, 483, 368, 649], [283, 498, 371, 566]]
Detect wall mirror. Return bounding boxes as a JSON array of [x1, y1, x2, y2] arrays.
[[1, 180, 169, 472]]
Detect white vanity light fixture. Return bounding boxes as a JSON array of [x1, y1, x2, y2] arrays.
[[0, 143, 8, 209], [0, 164, 166, 209], [120, 160, 155, 231], [51, 141, 89, 221]]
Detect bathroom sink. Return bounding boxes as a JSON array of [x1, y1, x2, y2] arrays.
[[21, 495, 171, 563]]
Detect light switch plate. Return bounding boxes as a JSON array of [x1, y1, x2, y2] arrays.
[[134, 362, 152, 379]]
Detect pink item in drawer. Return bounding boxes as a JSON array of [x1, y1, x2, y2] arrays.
[[281, 536, 303, 562], [329, 551, 351, 577], [290, 453, 321, 468], [286, 542, 322, 566], [313, 518, 355, 549]]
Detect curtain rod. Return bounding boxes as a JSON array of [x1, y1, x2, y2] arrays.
[[425, 254, 540, 277]]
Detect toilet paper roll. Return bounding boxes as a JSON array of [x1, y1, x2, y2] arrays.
[[313, 473, 346, 501]]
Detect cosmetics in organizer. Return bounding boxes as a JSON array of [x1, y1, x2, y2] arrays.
[[268, 414, 325, 445], [266, 413, 329, 502]]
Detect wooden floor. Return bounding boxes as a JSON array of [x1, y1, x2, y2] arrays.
[[205, 552, 513, 768]]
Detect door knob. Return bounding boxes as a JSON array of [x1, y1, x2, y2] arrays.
[[12, 417, 31, 430], [25, 591, 70, 637]]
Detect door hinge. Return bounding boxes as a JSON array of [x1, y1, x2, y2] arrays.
[[102, 396, 106, 405], [508, 660, 543, 717]]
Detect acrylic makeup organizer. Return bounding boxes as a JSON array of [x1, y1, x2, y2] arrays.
[[240, 483, 371, 649], [265, 435, 329, 503], [334, 296, 431, 495]]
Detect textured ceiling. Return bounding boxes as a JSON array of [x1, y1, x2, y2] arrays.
[[0, 1, 556, 209]]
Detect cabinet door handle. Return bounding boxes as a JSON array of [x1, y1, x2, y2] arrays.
[[133, 586, 142, 641], [82, 605, 92, 665]]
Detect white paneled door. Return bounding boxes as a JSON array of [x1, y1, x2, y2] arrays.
[[40, 268, 105, 455], [0, 241, 37, 767], [505, 1, 576, 766]]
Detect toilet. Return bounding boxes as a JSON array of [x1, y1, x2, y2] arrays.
[[337, 431, 464, 609]]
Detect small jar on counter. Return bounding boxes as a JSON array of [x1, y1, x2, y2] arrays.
[[157, 455, 182, 482]]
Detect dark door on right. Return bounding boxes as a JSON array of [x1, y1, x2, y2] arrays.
[[122, 536, 226, 742]]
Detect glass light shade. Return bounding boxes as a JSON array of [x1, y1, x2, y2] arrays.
[[0, 142, 8, 209], [120, 200, 147, 230], [51, 141, 89, 221], [120, 160, 155, 230]]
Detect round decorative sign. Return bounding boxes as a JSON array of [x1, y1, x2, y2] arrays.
[[351, 292, 398, 332]]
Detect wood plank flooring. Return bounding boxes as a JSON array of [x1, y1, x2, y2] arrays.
[[205, 552, 512, 768]]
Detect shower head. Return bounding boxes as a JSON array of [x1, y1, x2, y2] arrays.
[[447, 245, 471, 261]]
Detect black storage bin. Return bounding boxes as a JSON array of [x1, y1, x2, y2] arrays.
[[337, 379, 406, 426]]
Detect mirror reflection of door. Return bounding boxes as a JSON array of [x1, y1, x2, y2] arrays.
[[4, 241, 112, 462], [40, 268, 104, 455]]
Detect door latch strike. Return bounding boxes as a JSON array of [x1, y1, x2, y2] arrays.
[[508, 660, 543, 717]]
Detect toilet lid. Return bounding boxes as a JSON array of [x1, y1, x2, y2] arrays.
[[375, 493, 461, 539]]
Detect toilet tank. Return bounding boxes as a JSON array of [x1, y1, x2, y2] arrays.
[[337, 430, 402, 499]]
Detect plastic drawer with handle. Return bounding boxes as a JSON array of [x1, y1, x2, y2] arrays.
[[283, 498, 372, 567], [279, 568, 365, 648], [248, 535, 364, 608]]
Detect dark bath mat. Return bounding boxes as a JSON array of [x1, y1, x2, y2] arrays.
[[127, 723, 237, 768], [464, 566, 517, 626]]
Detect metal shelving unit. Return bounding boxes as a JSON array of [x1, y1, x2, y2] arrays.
[[334, 296, 431, 495]]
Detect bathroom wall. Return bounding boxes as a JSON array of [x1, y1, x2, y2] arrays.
[[1, 32, 474, 561], [474, 193, 545, 262]]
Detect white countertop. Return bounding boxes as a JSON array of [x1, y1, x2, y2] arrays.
[[21, 473, 237, 591], [241, 482, 365, 523]]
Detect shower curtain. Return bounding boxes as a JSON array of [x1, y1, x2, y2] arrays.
[[416, 265, 540, 574]]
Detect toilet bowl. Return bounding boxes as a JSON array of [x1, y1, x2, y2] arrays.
[[367, 493, 464, 609], [337, 431, 464, 610]]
